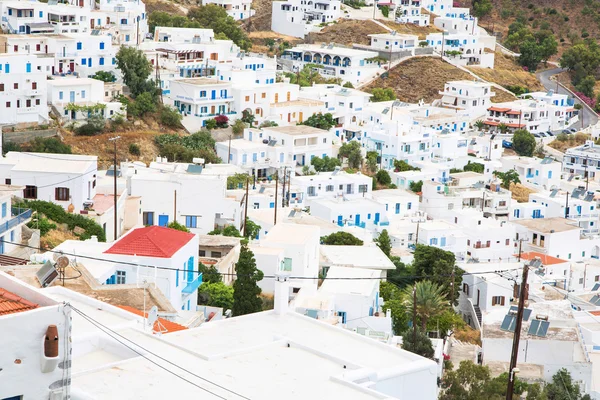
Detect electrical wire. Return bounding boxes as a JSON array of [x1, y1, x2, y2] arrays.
[[68, 305, 251, 400], [9, 236, 522, 280]]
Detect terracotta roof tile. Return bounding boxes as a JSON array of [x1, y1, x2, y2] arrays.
[[104, 226, 195, 258], [117, 305, 188, 333], [516, 252, 567, 266], [0, 288, 39, 316]]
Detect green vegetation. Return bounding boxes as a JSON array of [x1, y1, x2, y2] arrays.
[[320, 231, 364, 245], [208, 225, 242, 237], [198, 282, 234, 310], [472, 0, 492, 18], [401, 329, 434, 358], [413, 245, 462, 305], [366, 151, 378, 173], [463, 162, 485, 174], [504, 21, 558, 70], [231, 119, 247, 135], [311, 155, 341, 172], [338, 141, 363, 169], [232, 244, 264, 316], [374, 229, 392, 257], [167, 221, 190, 232], [7, 137, 72, 154], [227, 173, 249, 189], [244, 218, 261, 240], [284, 64, 341, 87], [116, 46, 156, 98], [513, 129, 536, 156], [494, 170, 521, 189], [91, 71, 116, 83], [409, 180, 423, 193], [370, 88, 396, 102], [403, 280, 447, 330], [393, 159, 420, 172], [154, 131, 220, 163], [159, 106, 183, 128], [375, 169, 392, 186], [198, 263, 222, 283], [300, 112, 336, 130], [560, 40, 600, 100], [17, 200, 106, 242], [380, 5, 389, 17], [128, 143, 141, 156]]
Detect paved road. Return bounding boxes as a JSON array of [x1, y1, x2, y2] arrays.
[[536, 67, 599, 128]]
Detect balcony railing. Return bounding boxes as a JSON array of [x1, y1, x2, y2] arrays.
[[0, 208, 32, 236], [182, 273, 203, 295]]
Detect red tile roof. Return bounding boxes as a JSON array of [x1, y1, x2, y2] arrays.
[[117, 305, 188, 333], [0, 288, 39, 316], [488, 106, 511, 112], [104, 226, 194, 258], [516, 252, 567, 265]]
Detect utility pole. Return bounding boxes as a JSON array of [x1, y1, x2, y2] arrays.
[[565, 191, 570, 219], [517, 238, 523, 262], [415, 219, 420, 246], [227, 135, 232, 164], [450, 265, 455, 306], [108, 136, 120, 241], [155, 54, 162, 104], [173, 190, 177, 223], [585, 158, 589, 191], [274, 171, 278, 225], [440, 31, 445, 59], [412, 285, 417, 346], [243, 177, 249, 237], [481, 191, 485, 212], [506, 263, 529, 400], [281, 167, 287, 208]]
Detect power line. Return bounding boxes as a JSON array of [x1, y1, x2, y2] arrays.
[[9, 237, 522, 280], [68, 305, 251, 400]]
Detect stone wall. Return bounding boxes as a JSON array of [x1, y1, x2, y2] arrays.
[[2, 129, 58, 144]]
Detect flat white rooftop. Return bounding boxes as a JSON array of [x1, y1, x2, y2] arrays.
[[320, 245, 395, 270]]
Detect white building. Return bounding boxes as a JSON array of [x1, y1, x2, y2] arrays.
[[438, 80, 495, 119], [311, 197, 389, 229], [0, 1, 48, 34], [125, 159, 243, 235], [0, 152, 98, 212], [370, 188, 420, 220], [282, 44, 381, 86], [47, 77, 124, 121], [500, 156, 561, 190], [202, 0, 254, 20], [395, 0, 430, 26], [416, 219, 468, 260], [292, 170, 372, 204], [0, 272, 73, 400], [271, 0, 341, 38], [511, 218, 586, 262], [563, 140, 600, 182], [0, 53, 52, 124], [368, 32, 419, 52]]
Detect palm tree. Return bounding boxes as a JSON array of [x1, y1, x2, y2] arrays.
[[403, 280, 448, 330], [474, 120, 485, 130], [498, 123, 509, 134]]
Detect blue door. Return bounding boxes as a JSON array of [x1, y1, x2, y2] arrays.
[[211, 90, 216, 99], [0, 236, 4, 254], [158, 215, 169, 226], [302, 155, 306, 165], [355, 214, 360, 226], [440, 237, 446, 247], [374, 213, 380, 225], [337, 215, 343, 226], [70, 91, 75, 102], [187, 256, 194, 282]]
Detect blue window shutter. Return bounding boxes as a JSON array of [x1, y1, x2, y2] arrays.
[[26, 63, 31, 73], [77, 42, 82, 50], [176, 268, 179, 287]]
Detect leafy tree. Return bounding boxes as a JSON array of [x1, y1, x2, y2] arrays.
[[560, 41, 600, 80], [198, 281, 234, 310], [259, 120, 278, 128], [427, 310, 466, 339], [576, 75, 596, 98], [403, 280, 447, 330], [375, 169, 392, 186], [343, 81, 354, 88], [215, 115, 229, 128], [472, 0, 492, 18], [498, 123, 509, 134], [370, 88, 396, 102], [512, 129, 536, 156], [375, 229, 392, 257], [130, 92, 156, 117], [321, 232, 363, 245], [128, 143, 141, 156], [401, 328, 434, 358], [493, 170, 521, 189], [241, 110, 255, 126], [338, 141, 363, 168], [379, 281, 410, 334], [463, 162, 484, 173], [544, 368, 590, 400], [160, 106, 182, 128], [394, 159, 420, 172], [301, 112, 336, 130], [115, 46, 153, 97], [311, 155, 341, 172], [227, 173, 249, 189], [187, 5, 251, 50], [387, 256, 414, 289], [232, 244, 264, 316], [366, 151, 378, 173], [409, 180, 423, 193], [474, 120, 485, 130], [75, 113, 105, 136], [205, 118, 217, 130], [244, 218, 261, 239], [208, 225, 242, 237], [198, 263, 222, 283], [232, 119, 247, 135], [24, 137, 72, 154], [413, 245, 462, 304], [167, 221, 190, 232], [91, 71, 116, 83], [440, 361, 494, 400]]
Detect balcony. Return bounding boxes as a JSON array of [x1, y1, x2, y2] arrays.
[[182, 273, 203, 295], [0, 208, 32, 236]]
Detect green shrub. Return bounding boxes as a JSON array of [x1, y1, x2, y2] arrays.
[[159, 105, 182, 128], [129, 143, 141, 156]]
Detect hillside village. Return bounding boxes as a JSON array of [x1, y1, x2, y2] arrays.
[[3, 0, 600, 399]]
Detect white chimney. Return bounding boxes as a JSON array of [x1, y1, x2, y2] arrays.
[[273, 272, 291, 315]]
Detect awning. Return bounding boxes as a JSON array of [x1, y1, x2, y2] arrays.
[[483, 121, 499, 126], [506, 123, 526, 128], [566, 108, 576, 112], [506, 110, 521, 115], [156, 48, 197, 54], [26, 22, 55, 29], [488, 106, 511, 112]]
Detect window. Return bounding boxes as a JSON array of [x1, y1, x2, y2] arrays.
[[462, 283, 469, 295], [77, 42, 82, 50], [81, 90, 86, 99], [116, 270, 126, 284], [261, 93, 266, 98], [199, 250, 206, 257], [55, 187, 70, 201], [13, 83, 18, 90], [35, 99, 40, 106], [326, 185, 334, 192], [505, 239, 510, 245], [185, 215, 198, 228], [358, 184, 368, 193], [32, 82, 37, 90], [5, 179, 11, 185], [1, 203, 6, 218], [99, 42, 105, 50], [5, 102, 9, 108], [24, 185, 37, 199], [211, 251, 222, 258], [282, 257, 292, 272], [0, 84, 3, 92], [143, 211, 154, 225], [323, 138, 327, 143], [491, 296, 505, 306]]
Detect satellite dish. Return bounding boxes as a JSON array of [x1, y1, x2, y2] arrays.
[[52, 251, 63, 262], [56, 256, 70, 269], [147, 306, 159, 328]]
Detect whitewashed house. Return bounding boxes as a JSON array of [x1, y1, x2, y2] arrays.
[[485, 98, 578, 133], [0, 152, 98, 212], [500, 156, 561, 190], [255, 125, 333, 166], [370, 188, 420, 220], [511, 218, 585, 262], [311, 197, 389, 229], [368, 32, 419, 52], [0, 1, 48, 34], [395, 0, 430, 26], [202, 0, 254, 20], [271, 0, 341, 38], [0, 53, 52, 124], [0, 272, 73, 400], [438, 80, 495, 119], [292, 170, 372, 205], [282, 44, 381, 85], [416, 219, 467, 260], [563, 141, 600, 182]]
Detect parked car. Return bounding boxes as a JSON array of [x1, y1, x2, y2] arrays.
[[502, 140, 513, 149], [538, 132, 547, 137], [562, 129, 571, 134], [570, 128, 577, 133], [533, 133, 541, 138], [546, 131, 554, 136]]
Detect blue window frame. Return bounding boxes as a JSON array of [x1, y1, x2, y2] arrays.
[[187, 256, 194, 282], [395, 203, 400, 214], [77, 42, 82, 50], [99, 42, 105, 50], [176, 266, 179, 287], [81, 90, 86, 99], [5, 64, 9, 73], [26, 63, 31, 73], [99, 57, 104, 65], [81, 58, 86, 65], [10, 230, 14, 242], [185, 215, 197, 228], [59, 91, 63, 100], [1, 203, 6, 218]]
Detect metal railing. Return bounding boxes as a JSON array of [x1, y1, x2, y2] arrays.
[[0, 208, 32, 236], [182, 273, 203, 295]]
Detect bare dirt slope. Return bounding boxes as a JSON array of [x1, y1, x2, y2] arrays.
[[308, 20, 389, 46], [377, 19, 441, 40], [468, 51, 545, 94]]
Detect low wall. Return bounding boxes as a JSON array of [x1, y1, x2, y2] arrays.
[[2, 129, 58, 144], [351, 44, 433, 61]]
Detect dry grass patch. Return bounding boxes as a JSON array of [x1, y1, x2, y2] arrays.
[[376, 19, 442, 40], [454, 325, 481, 346], [547, 132, 590, 153], [309, 20, 389, 46], [509, 183, 535, 203]]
